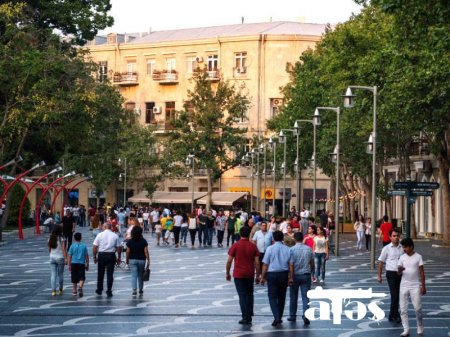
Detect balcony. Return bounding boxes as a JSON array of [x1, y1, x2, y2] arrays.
[[206, 70, 220, 82], [112, 72, 139, 86], [153, 121, 176, 133], [152, 70, 179, 85]]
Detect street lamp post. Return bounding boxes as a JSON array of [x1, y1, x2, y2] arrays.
[[315, 107, 341, 256], [118, 158, 127, 207], [186, 154, 195, 213], [260, 143, 266, 218], [278, 129, 296, 218], [0, 156, 23, 171], [343, 85, 377, 269], [268, 137, 276, 216], [294, 111, 321, 217]]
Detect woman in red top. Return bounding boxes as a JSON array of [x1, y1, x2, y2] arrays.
[[303, 225, 317, 250]]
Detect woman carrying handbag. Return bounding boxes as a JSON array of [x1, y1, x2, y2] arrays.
[[126, 226, 150, 296]]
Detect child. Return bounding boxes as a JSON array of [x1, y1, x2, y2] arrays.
[[155, 221, 162, 246], [67, 232, 89, 297]]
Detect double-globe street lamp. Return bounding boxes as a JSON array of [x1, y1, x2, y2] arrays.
[[185, 154, 195, 213], [268, 137, 277, 216], [343, 85, 378, 269], [293, 109, 321, 217], [314, 106, 341, 256]]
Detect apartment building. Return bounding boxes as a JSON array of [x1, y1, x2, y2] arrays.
[[84, 21, 332, 214]]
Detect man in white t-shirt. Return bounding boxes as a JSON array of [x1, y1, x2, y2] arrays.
[[150, 208, 160, 234], [397, 238, 426, 337]]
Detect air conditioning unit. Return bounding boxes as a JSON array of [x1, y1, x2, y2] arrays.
[[196, 57, 204, 63], [272, 99, 283, 107], [152, 106, 162, 114]]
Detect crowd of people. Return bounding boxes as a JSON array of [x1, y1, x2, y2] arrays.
[[46, 204, 426, 335]]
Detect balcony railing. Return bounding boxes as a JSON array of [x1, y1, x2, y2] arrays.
[[112, 72, 139, 86], [206, 70, 220, 81], [152, 70, 179, 84]]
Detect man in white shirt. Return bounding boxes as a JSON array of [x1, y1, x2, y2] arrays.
[[398, 238, 426, 337], [150, 207, 160, 234], [377, 229, 403, 323], [252, 222, 272, 269], [93, 223, 122, 297]]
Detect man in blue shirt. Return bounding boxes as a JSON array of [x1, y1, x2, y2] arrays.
[[261, 230, 291, 327], [288, 232, 314, 324]]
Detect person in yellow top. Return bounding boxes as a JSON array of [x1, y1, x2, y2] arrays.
[[234, 217, 243, 241]]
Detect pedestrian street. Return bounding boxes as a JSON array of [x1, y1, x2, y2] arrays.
[[0, 228, 449, 337]]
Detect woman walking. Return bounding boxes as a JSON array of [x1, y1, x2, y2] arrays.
[[364, 217, 372, 251], [354, 215, 365, 250], [313, 226, 328, 284], [126, 226, 150, 296], [187, 213, 197, 249], [48, 225, 67, 296]]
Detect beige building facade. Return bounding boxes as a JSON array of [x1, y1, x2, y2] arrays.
[[83, 22, 331, 214]]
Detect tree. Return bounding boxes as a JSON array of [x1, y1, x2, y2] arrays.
[[160, 69, 250, 210], [2, 0, 113, 45], [0, 2, 123, 239]]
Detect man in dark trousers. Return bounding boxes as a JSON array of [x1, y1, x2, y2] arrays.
[[93, 222, 122, 297], [261, 230, 291, 327], [62, 209, 76, 250], [226, 226, 260, 325], [377, 229, 403, 323]]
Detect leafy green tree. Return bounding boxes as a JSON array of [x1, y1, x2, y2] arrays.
[[160, 70, 250, 210]]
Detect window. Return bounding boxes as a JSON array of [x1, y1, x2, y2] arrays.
[[165, 58, 176, 72], [165, 101, 176, 123], [234, 52, 247, 73], [186, 56, 196, 73], [126, 61, 136, 73], [235, 106, 247, 123], [270, 98, 283, 117], [98, 61, 108, 83], [125, 102, 137, 125], [207, 54, 218, 71], [169, 187, 189, 192], [145, 102, 156, 124], [146, 59, 155, 75]]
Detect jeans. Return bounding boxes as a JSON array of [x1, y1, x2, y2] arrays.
[[227, 228, 235, 246], [400, 287, 423, 331], [198, 225, 206, 245], [206, 227, 214, 246], [289, 273, 311, 318], [386, 270, 402, 320], [129, 259, 146, 291], [314, 253, 326, 281], [173, 226, 181, 245], [365, 234, 371, 250], [356, 231, 364, 249], [50, 257, 65, 291], [143, 220, 149, 232], [234, 278, 254, 321], [180, 227, 188, 244], [189, 229, 197, 246], [97, 252, 116, 293], [266, 271, 289, 320], [217, 230, 224, 245]]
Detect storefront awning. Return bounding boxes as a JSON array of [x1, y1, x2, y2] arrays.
[[129, 191, 207, 204], [196, 192, 248, 206]]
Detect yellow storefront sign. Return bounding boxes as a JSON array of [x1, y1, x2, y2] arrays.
[[229, 187, 251, 193]]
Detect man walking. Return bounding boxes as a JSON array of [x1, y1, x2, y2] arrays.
[[379, 215, 393, 247], [398, 238, 426, 337], [377, 229, 403, 323], [251, 222, 272, 273], [93, 222, 122, 297], [226, 226, 260, 325], [62, 209, 76, 250], [261, 230, 291, 327], [288, 232, 314, 324]]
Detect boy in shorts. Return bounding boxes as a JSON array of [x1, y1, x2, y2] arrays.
[[68, 232, 89, 297], [155, 222, 162, 245]]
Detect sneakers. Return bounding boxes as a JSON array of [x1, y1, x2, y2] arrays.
[[59, 289, 64, 295], [417, 326, 424, 335], [51, 291, 57, 296], [106, 291, 113, 297], [132, 289, 137, 296], [302, 315, 311, 325], [95, 289, 102, 295], [287, 316, 296, 322], [400, 331, 409, 337], [139, 290, 143, 295], [78, 288, 83, 298]]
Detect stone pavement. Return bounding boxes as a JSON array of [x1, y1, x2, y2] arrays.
[[0, 227, 449, 337]]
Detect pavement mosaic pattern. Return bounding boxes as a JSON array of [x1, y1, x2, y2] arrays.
[[0, 228, 449, 337]]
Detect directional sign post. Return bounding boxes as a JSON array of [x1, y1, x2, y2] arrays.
[[391, 181, 439, 238]]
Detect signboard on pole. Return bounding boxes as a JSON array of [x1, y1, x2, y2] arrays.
[[393, 181, 439, 190]]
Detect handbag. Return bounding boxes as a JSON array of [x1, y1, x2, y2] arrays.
[[142, 268, 150, 282]]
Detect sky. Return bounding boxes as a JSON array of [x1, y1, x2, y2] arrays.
[[100, 0, 363, 34]]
